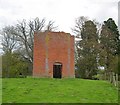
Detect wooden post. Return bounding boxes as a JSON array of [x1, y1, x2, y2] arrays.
[[110, 72, 112, 83], [116, 74, 118, 87], [113, 72, 116, 87]]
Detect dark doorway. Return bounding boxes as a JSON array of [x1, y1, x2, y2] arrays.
[[53, 63, 62, 78]]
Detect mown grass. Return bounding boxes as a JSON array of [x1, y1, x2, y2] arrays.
[[2, 78, 118, 103]]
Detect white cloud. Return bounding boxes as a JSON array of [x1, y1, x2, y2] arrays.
[[0, 0, 119, 34]]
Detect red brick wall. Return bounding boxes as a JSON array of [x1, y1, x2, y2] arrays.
[[33, 31, 75, 78]]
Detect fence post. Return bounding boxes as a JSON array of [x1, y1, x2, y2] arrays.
[[112, 72, 116, 86], [116, 73, 118, 87]]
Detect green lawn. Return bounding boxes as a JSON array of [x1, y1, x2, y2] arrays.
[[2, 78, 118, 103]]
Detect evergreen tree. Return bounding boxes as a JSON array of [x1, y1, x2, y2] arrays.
[[104, 18, 120, 55], [100, 18, 119, 81], [77, 20, 99, 79]]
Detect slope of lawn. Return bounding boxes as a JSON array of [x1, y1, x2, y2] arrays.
[[2, 78, 118, 103]]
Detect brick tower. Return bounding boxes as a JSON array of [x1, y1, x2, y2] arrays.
[[33, 31, 75, 78]]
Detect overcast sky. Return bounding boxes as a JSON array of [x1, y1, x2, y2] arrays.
[[0, 0, 119, 54], [0, 0, 119, 34]]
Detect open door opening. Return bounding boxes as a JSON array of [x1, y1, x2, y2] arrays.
[[53, 62, 62, 78]]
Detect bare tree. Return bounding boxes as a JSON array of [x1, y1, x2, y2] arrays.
[[14, 18, 46, 63], [1, 26, 19, 77], [72, 16, 88, 69], [72, 16, 88, 37], [1, 17, 58, 63], [1, 26, 18, 53], [1, 17, 58, 76], [45, 20, 58, 31]]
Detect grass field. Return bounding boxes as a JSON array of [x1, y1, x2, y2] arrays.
[[2, 78, 118, 103]]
